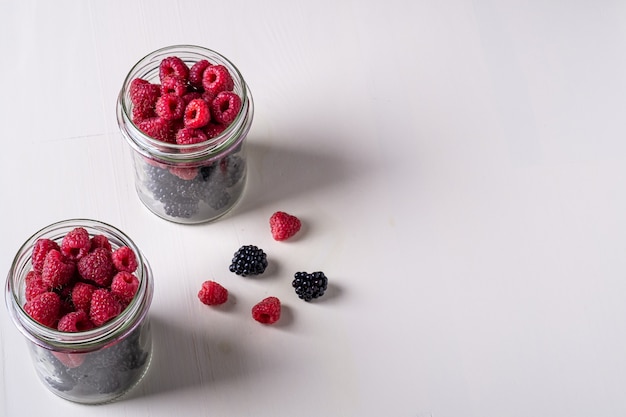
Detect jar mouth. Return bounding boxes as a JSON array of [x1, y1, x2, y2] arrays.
[[5, 219, 154, 352], [116, 44, 254, 165]]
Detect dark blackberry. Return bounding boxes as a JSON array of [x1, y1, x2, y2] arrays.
[[292, 271, 328, 301], [229, 245, 268, 277], [143, 164, 201, 218], [219, 154, 245, 188]]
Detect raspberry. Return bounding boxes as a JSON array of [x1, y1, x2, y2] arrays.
[[182, 91, 203, 105], [71, 281, 96, 312], [169, 166, 199, 181], [111, 246, 138, 273], [137, 117, 175, 143], [197, 280, 228, 306], [161, 76, 187, 97], [41, 249, 75, 289], [31, 238, 60, 273], [176, 127, 208, 151], [189, 59, 211, 88], [210, 91, 242, 125], [251, 296, 281, 324], [159, 56, 189, 82], [269, 211, 302, 241], [202, 64, 234, 96], [229, 245, 268, 277], [57, 310, 95, 332], [77, 247, 114, 287], [184, 98, 211, 128], [25, 292, 61, 328], [292, 271, 328, 301], [155, 94, 185, 121], [203, 122, 227, 138], [110, 272, 139, 305], [89, 288, 122, 326], [25, 270, 47, 302], [129, 78, 161, 107], [90, 234, 112, 252], [132, 102, 157, 124], [61, 227, 91, 261]]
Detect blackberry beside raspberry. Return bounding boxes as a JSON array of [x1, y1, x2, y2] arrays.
[[229, 245, 268, 277], [292, 271, 328, 301]]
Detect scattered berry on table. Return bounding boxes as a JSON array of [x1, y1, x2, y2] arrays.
[[112, 246, 138, 273], [197, 280, 229, 306], [292, 271, 328, 301], [251, 296, 281, 324], [229, 245, 268, 277], [269, 211, 302, 241], [24, 292, 61, 328], [90, 289, 122, 327]]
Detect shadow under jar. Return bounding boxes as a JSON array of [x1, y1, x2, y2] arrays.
[[116, 45, 254, 224], [4, 219, 154, 404]]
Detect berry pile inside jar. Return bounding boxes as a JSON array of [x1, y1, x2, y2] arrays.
[[127, 55, 247, 221], [24, 227, 140, 331]]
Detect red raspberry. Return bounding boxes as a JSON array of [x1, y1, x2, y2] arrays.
[[32, 238, 61, 273], [176, 127, 208, 148], [189, 59, 211, 88], [197, 280, 228, 306], [25, 271, 48, 302], [90, 234, 112, 252], [57, 310, 95, 332], [210, 91, 242, 125], [71, 281, 96, 312], [182, 91, 203, 105], [159, 56, 189, 82], [77, 247, 114, 287], [202, 65, 234, 96], [184, 98, 211, 128], [110, 271, 140, 305], [112, 246, 138, 273], [89, 288, 122, 326], [137, 117, 175, 143], [269, 211, 302, 241], [161, 76, 187, 97], [61, 227, 91, 261], [51, 352, 85, 368], [168, 166, 198, 180], [24, 292, 61, 328], [204, 122, 227, 138], [251, 296, 281, 325], [41, 249, 75, 289], [129, 78, 161, 107], [155, 94, 185, 121]]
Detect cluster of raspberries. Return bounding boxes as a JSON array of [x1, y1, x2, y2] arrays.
[[198, 211, 329, 325], [24, 227, 140, 331], [129, 55, 242, 145]]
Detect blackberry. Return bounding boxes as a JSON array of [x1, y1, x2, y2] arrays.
[[229, 245, 268, 277], [292, 271, 328, 301], [143, 164, 201, 218], [220, 154, 245, 188]]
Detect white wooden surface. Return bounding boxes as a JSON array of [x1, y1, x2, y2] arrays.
[[2, 1, 626, 416]]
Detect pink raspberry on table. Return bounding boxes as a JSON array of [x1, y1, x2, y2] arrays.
[[41, 249, 75, 289], [269, 211, 302, 241], [112, 246, 138, 273], [161, 76, 187, 97], [197, 280, 228, 306], [57, 310, 95, 332], [110, 271, 139, 305], [77, 247, 114, 287], [24, 292, 61, 328], [210, 91, 242, 125], [89, 288, 122, 326], [61, 227, 91, 261], [155, 94, 185, 121], [251, 296, 281, 325], [159, 56, 190, 82], [184, 98, 211, 128], [71, 281, 96, 312], [189, 59, 211, 89], [202, 65, 234, 96], [31, 238, 60, 273]]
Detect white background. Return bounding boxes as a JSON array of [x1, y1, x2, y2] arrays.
[[2, 1, 626, 416]]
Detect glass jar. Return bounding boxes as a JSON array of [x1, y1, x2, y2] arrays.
[[5, 219, 154, 404], [116, 45, 254, 224]]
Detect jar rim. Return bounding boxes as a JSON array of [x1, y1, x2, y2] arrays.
[[116, 44, 254, 165], [4, 219, 154, 352]]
